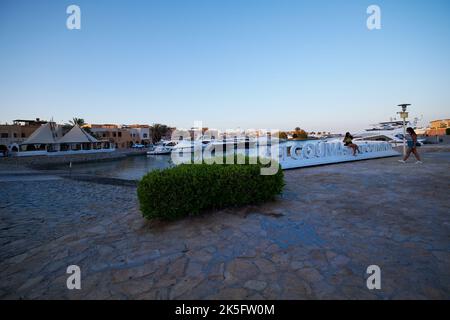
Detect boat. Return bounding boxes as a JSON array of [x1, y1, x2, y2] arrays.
[[210, 136, 257, 150], [147, 141, 178, 155], [354, 120, 426, 146]]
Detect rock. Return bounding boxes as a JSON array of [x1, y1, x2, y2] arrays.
[[331, 255, 351, 267], [208, 262, 224, 280], [167, 257, 187, 278], [226, 259, 259, 280], [297, 267, 324, 283], [17, 275, 44, 292], [325, 250, 337, 261], [169, 277, 203, 299], [244, 280, 267, 291], [208, 288, 249, 300], [254, 258, 277, 274], [186, 261, 204, 277], [290, 261, 304, 270]]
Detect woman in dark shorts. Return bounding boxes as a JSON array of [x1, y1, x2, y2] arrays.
[[398, 127, 422, 164], [343, 132, 360, 156]]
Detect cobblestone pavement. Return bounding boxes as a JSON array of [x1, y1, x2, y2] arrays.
[[0, 152, 449, 299]]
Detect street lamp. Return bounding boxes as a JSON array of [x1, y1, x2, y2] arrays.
[[397, 104, 411, 157]]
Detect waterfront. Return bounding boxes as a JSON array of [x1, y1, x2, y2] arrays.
[[0, 147, 449, 299], [61, 155, 173, 180]]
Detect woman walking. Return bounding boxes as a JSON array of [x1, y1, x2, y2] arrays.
[[398, 127, 422, 164]]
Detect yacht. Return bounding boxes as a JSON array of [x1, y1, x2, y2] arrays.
[[147, 140, 178, 155], [211, 136, 257, 149], [354, 120, 426, 146]]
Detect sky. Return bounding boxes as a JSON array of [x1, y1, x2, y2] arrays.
[[0, 0, 449, 132]]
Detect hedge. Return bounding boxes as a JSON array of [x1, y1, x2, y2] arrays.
[[137, 158, 285, 220]]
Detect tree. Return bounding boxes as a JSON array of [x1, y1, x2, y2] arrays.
[[151, 123, 170, 143], [69, 117, 86, 126], [64, 117, 95, 136], [277, 131, 288, 140], [292, 127, 308, 140]]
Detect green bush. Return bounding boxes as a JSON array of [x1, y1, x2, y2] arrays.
[[446, 128, 450, 135], [137, 158, 284, 220]]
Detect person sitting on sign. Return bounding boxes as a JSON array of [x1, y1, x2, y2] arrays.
[[343, 132, 361, 156]]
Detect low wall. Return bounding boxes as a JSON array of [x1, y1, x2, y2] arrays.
[[13, 148, 115, 157], [0, 149, 147, 169]]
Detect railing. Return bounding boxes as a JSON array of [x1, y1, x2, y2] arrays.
[[0, 138, 26, 145]]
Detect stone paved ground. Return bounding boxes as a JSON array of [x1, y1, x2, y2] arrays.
[[0, 151, 449, 299]]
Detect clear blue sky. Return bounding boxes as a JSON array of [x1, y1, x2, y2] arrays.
[[1, 0, 449, 132]]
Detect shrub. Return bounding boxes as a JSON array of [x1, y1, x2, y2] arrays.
[[137, 158, 284, 220], [446, 128, 450, 135]]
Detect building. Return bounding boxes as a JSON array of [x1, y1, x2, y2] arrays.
[[123, 124, 151, 145], [426, 119, 450, 136], [87, 124, 152, 148], [0, 118, 48, 152], [15, 123, 113, 156]]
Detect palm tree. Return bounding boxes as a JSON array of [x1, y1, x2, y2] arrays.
[[69, 118, 86, 126], [64, 117, 95, 136], [151, 123, 170, 143]]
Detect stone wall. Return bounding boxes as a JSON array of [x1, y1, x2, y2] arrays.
[[0, 149, 147, 169]]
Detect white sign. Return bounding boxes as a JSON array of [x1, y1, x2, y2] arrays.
[[278, 140, 398, 169]]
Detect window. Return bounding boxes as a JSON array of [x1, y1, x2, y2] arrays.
[[21, 133, 25, 138], [113, 132, 117, 137], [143, 133, 148, 138], [13, 133, 17, 138], [118, 132, 122, 137], [1, 133, 8, 138]]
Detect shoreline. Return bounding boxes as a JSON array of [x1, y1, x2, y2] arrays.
[[0, 149, 149, 170], [1, 144, 449, 175]]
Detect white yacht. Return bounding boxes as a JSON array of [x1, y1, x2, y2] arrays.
[[147, 140, 178, 155], [211, 136, 257, 149], [354, 120, 426, 146], [148, 138, 212, 155]]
